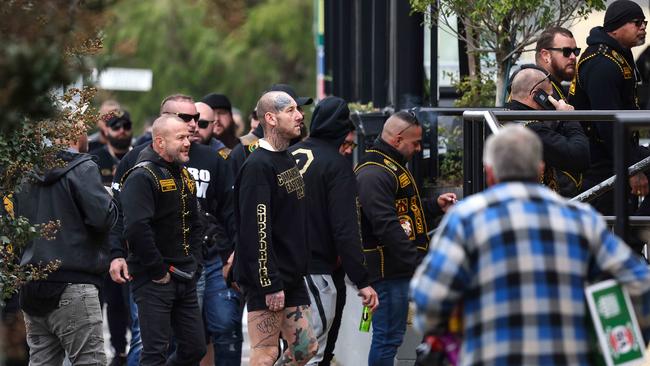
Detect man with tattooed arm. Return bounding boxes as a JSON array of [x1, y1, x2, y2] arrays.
[[233, 91, 318, 365]]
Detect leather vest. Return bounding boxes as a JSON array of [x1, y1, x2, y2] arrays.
[[355, 148, 429, 278], [122, 161, 197, 256]]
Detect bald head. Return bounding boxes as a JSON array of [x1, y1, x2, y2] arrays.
[[194, 102, 214, 144], [255, 91, 295, 123], [380, 111, 422, 160], [152, 115, 185, 140], [510, 68, 549, 100], [151, 115, 191, 164]]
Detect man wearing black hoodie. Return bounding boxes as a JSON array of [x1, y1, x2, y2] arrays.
[[121, 114, 206, 365], [569, 0, 649, 214], [15, 133, 118, 365], [289, 97, 378, 365]]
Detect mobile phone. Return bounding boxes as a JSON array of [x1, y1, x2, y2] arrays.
[[169, 265, 194, 281], [532, 90, 555, 110]]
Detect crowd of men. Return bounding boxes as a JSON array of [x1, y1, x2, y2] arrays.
[[9, 1, 650, 365]]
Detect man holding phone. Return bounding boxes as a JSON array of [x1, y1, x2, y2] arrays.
[[505, 68, 590, 197]]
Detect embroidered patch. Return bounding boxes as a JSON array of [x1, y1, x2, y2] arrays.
[[218, 149, 230, 160], [623, 67, 632, 79], [399, 215, 415, 240], [384, 159, 398, 171], [160, 179, 177, 192], [395, 198, 408, 215], [248, 141, 259, 153], [399, 173, 410, 188], [182, 169, 196, 194]]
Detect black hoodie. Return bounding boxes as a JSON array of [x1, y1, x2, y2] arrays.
[[15, 149, 118, 287], [569, 26, 649, 182], [288, 97, 369, 289]]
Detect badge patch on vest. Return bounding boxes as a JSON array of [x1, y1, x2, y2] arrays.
[[399, 173, 410, 188], [160, 179, 177, 192], [623, 67, 632, 79], [395, 198, 408, 215], [399, 215, 415, 240], [384, 159, 398, 171], [248, 141, 259, 153], [182, 169, 196, 194], [218, 148, 230, 160]]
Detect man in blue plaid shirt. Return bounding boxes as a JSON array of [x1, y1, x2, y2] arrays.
[[410, 124, 650, 365]]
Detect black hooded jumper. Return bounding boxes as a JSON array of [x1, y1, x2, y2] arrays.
[[288, 97, 369, 290], [569, 27, 649, 184], [15, 150, 118, 314]]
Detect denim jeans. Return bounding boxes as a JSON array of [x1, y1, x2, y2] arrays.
[[197, 257, 244, 366], [133, 278, 206, 366], [23, 284, 107, 366], [127, 285, 142, 366], [368, 278, 410, 366]]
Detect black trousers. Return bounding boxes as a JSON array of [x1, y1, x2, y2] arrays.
[[133, 278, 206, 366], [319, 266, 346, 366]]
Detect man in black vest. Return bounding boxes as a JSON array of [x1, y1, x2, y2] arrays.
[[569, 0, 649, 214], [355, 111, 456, 366], [121, 114, 206, 366]]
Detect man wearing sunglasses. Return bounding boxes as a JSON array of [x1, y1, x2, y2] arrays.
[[569, 0, 650, 216], [535, 27, 580, 100], [91, 109, 134, 186]]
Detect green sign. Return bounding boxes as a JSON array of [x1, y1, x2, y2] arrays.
[[585, 280, 647, 366]]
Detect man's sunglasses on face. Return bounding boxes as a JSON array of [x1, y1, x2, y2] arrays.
[[546, 47, 581, 58], [110, 120, 132, 131], [164, 112, 200, 123], [341, 140, 358, 150], [631, 19, 648, 27], [197, 119, 212, 129]]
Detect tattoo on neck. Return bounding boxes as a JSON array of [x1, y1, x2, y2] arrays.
[[266, 129, 290, 151]]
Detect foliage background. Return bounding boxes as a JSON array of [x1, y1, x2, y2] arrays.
[[96, 0, 316, 133]]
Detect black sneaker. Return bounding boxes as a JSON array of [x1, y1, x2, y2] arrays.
[[109, 354, 127, 366]]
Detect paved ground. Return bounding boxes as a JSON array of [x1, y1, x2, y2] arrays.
[[103, 307, 251, 365]]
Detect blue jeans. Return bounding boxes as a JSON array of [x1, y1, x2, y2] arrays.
[[368, 278, 410, 366], [197, 257, 244, 366], [127, 285, 142, 366]]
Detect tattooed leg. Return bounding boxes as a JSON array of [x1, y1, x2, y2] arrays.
[[248, 310, 282, 366], [275, 305, 318, 366]]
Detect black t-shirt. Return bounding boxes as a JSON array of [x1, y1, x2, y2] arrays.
[[233, 144, 309, 294], [90, 145, 127, 186]]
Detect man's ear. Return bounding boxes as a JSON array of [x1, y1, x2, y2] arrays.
[[264, 112, 277, 128]]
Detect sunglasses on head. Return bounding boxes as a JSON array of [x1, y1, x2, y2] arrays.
[[110, 120, 132, 131], [631, 19, 648, 27], [164, 112, 200, 123], [546, 47, 581, 57], [197, 119, 212, 129]]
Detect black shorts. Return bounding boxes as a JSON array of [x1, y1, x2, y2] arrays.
[[243, 280, 310, 312]]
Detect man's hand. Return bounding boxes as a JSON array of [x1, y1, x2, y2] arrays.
[[109, 258, 132, 284], [358, 286, 379, 312], [630, 172, 649, 197], [223, 252, 235, 280], [152, 272, 171, 284], [437, 192, 457, 213], [548, 95, 574, 111], [265, 290, 285, 312]]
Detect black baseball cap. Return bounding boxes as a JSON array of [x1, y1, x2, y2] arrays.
[[201, 93, 232, 112]]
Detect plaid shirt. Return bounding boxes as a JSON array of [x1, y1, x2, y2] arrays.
[[410, 182, 650, 366]]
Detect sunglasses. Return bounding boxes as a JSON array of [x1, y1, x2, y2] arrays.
[[546, 47, 581, 57], [397, 108, 421, 135], [529, 72, 551, 95], [164, 112, 200, 123], [109, 120, 132, 131], [631, 19, 648, 27], [341, 140, 358, 150], [198, 119, 213, 129]]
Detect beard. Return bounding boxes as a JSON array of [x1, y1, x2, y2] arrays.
[[108, 134, 132, 150], [551, 58, 575, 82]]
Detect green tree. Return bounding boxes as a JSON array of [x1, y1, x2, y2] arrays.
[[98, 0, 315, 131], [410, 0, 606, 106], [0, 1, 109, 298]]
